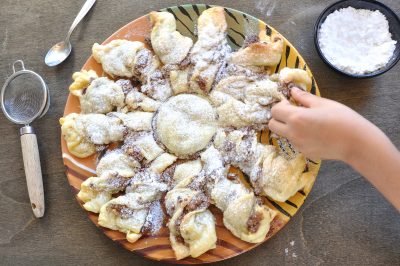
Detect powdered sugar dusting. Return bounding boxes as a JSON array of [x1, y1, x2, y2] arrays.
[[318, 7, 397, 74], [141, 200, 165, 235]]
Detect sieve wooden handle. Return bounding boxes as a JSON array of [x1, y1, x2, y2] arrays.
[[20, 131, 45, 218]]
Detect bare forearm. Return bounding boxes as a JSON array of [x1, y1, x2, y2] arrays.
[[270, 88, 400, 211], [345, 122, 400, 210]]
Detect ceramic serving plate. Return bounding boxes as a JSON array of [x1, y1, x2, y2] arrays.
[[61, 4, 321, 264]]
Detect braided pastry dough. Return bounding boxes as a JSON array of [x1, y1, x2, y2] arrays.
[[98, 170, 168, 243], [78, 149, 139, 213], [165, 160, 216, 259], [189, 7, 230, 94], [201, 146, 276, 243], [150, 11, 193, 65], [210, 76, 285, 129]]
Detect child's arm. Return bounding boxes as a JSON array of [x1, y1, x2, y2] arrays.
[[269, 87, 400, 210]]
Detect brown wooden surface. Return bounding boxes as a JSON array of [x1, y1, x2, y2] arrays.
[[0, 0, 399, 265]]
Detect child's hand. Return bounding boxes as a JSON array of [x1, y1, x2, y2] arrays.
[[269, 87, 400, 210], [268, 87, 369, 161]]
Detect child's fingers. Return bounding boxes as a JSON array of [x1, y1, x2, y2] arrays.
[[271, 100, 299, 123], [268, 118, 289, 137], [290, 87, 319, 107]]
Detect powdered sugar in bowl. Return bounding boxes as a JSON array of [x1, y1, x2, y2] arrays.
[[314, 0, 400, 78]]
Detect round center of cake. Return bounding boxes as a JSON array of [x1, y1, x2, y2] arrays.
[[156, 94, 217, 157]]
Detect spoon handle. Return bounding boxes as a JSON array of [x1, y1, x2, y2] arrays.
[[66, 0, 96, 41]]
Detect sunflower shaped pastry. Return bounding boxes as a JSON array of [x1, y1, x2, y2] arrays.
[[60, 6, 319, 261]]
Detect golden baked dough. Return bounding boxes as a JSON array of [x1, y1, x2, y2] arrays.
[[130, 48, 173, 101], [96, 149, 139, 178], [125, 88, 161, 112], [78, 179, 112, 213], [210, 76, 285, 129], [98, 191, 155, 242], [92, 40, 144, 78], [214, 128, 314, 202], [150, 11, 193, 65], [213, 128, 265, 175], [230, 34, 284, 66], [122, 132, 164, 163], [149, 153, 177, 174], [98, 170, 168, 243], [69, 70, 98, 94], [279, 67, 312, 91], [79, 77, 125, 114], [60, 113, 96, 158], [111, 112, 154, 132], [169, 69, 190, 95], [78, 149, 140, 213], [201, 146, 276, 243], [165, 175, 216, 259], [60, 113, 125, 158], [173, 160, 202, 185], [251, 145, 314, 202], [189, 7, 230, 94]]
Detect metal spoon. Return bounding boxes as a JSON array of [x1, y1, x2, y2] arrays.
[[45, 0, 96, 67]]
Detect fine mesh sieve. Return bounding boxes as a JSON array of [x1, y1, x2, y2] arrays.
[[1, 60, 48, 218], [1, 60, 49, 125]]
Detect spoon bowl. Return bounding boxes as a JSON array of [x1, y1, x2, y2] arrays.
[[45, 41, 72, 67], [44, 0, 96, 67]]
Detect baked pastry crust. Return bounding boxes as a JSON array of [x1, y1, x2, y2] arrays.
[[279, 67, 312, 90], [80, 77, 125, 114], [156, 94, 217, 157], [230, 34, 284, 66], [60, 113, 125, 158], [166, 181, 216, 259], [93, 40, 145, 78], [251, 146, 314, 202], [189, 7, 230, 94], [210, 76, 285, 129], [150, 11, 193, 65]]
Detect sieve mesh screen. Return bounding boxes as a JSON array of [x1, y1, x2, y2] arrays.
[[3, 73, 46, 124]]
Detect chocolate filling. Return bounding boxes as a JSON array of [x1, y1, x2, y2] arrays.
[[247, 210, 264, 234]]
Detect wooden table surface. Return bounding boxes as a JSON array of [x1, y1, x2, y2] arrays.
[[1, 0, 399, 265]]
